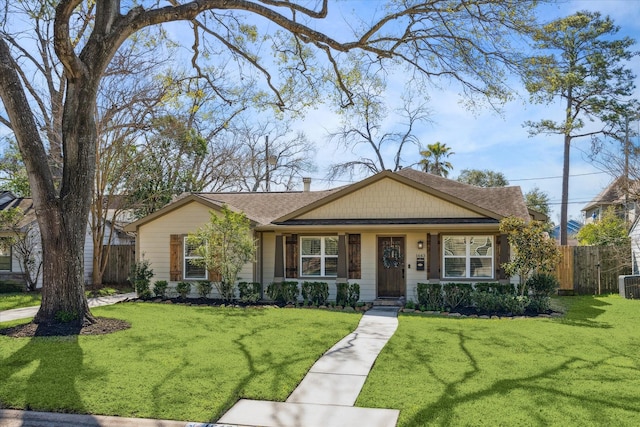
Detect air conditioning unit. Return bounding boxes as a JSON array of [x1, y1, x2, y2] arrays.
[[618, 275, 640, 299]]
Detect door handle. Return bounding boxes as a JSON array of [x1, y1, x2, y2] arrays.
[[402, 268, 405, 279]]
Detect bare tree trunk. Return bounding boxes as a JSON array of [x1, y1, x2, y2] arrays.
[[33, 79, 98, 325], [560, 90, 573, 246]]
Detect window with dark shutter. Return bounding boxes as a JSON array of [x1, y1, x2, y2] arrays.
[[348, 234, 361, 279], [285, 234, 298, 278]]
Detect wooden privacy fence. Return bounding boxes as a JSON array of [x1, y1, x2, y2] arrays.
[[102, 245, 135, 285], [553, 245, 631, 294]]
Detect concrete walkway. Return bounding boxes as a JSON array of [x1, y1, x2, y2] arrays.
[[0, 292, 136, 322], [0, 303, 401, 427], [218, 306, 401, 427]]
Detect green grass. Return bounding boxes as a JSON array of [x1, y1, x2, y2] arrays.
[[0, 292, 41, 311], [357, 295, 640, 426], [0, 303, 360, 422]]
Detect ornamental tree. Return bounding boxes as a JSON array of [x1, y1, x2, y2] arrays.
[[187, 205, 255, 301], [577, 206, 630, 246], [499, 216, 562, 296]]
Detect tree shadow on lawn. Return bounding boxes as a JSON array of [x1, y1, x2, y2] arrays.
[[0, 326, 100, 420], [557, 296, 612, 329], [404, 329, 637, 427]]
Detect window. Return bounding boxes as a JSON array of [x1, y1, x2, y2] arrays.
[[443, 236, 493, 279], [184, 237, 207, 280], [0, 239, 10, 271], [300, 236, 338, 277]]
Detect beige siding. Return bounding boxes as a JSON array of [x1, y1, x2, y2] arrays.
[[298, 178, 482, 220], [137, 201, 255, 297]]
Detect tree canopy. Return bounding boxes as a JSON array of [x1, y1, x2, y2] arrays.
[[457, 169, 508, 187], [523, 11, 637, 245], [418, 142, 454, 177], [577, 206, 630, 246], [0, 0, 542, 325]]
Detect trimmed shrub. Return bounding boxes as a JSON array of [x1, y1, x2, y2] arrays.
[[153, 280, 168, 298], [336, 282, 359, 307], [417, 283, 444, 311], [301, 281, 329, 306], [266, 281, 299, 304], [238, 281, 261, 303], [442, 283, 473, 310], [471, 291, 503, 313], [196, 280, 213, 298], [527, 273, 559, 313], [0, 281, 25, 293], [474, 282, 515, 295], [336, 283, 348, 306], [503, 295, 530, 315], [130, 258, 153, 299], [176, 281, 191, 299], [347, 283, 360, 307]]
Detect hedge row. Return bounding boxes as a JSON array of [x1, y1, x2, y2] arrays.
[[415, 274, 559, 314]]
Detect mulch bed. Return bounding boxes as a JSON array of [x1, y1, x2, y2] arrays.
[[0, 317, 130, 338]]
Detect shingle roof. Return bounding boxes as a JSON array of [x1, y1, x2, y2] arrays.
[[0, 194, 36, 229], [128, 169, 530, 229], [195, 189, 341, 225], [394, 168, 529, 220], [582, 177, 637, 211]]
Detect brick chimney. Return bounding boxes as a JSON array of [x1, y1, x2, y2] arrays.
[[303, 177, 311, 192]]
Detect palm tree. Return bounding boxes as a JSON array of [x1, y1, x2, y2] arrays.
[[418, 142, 454, 177]]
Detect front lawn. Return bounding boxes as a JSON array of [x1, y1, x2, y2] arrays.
[[357, 295, 640, 426], [0, 303, 360, 422], [0, 292, 41, 311]]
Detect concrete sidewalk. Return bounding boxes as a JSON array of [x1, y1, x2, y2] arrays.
[[218, 307, 401, 427], [1, 304, 401, 427], [0, 292, 136, 322]]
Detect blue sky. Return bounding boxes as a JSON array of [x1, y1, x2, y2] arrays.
[[289, 0, 640, 224]]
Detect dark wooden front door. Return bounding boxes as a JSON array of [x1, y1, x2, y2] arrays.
[[377, 236, 405, 297]]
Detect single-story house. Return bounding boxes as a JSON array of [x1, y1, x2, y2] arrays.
[[0, 191, 134, 289], [124, 168, 532, 302]]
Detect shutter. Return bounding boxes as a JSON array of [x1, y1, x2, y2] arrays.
[[208, 267, 222, 282], [348, 234, 361, 279], [285, 234, 298, 278], [170, 234, 184, 281], [498, 234, 509, 280]]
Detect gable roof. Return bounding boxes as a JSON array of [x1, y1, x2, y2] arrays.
[[394, 168, 530, 219], [126, 168, 529, 230], [582, 177, 637, 212], [0, 192, 36, 229]]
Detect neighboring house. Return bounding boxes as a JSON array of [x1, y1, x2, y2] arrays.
[[0, 191, 134, 289], [629, 217, 640, 275], [0, 191, 40, 288], [125, 168, 531, 302], [582, 177, 637, 224], [551, 219, 583, 245]]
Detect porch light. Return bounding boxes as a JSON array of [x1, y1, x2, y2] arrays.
[[417, 240, 424, 249]]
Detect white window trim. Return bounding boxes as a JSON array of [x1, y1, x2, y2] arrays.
[[300, 236, 338, 277], [183, 237, 208, 280], [442, 235, 494, 279]]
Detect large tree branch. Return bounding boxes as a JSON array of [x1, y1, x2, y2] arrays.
[[0, 37, 56, 202]]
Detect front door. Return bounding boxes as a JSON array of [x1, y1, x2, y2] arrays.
[[377, 236, 405, 297]]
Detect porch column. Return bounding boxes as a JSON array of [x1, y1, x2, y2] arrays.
[[428, 232, 440, 281], [273, 234, 284, 283], [336, 233, 347, 283]]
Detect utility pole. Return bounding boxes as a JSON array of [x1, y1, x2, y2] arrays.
[[265, 135, 270, 192]]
